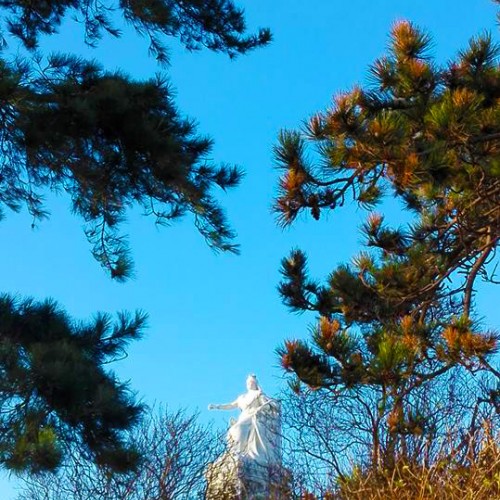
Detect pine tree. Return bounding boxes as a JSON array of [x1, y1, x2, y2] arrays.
[[0, 0, 270, 473], [275, 21, 499, 467]]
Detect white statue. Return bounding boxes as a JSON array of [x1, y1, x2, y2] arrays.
[[208, 374, 281, 465]]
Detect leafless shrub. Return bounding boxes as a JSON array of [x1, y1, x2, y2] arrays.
[[280, 368, 500, 497], [18, 406, 223, 500]]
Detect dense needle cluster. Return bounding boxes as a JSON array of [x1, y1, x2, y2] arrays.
[[0, 295, 147, 473]]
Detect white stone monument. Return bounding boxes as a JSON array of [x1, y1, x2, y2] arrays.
[[206, 374, 286, 499]]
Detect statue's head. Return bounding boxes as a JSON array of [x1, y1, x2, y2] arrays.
[[246, 374, 259, 390]]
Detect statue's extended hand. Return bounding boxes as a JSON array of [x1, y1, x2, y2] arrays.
[[208, 404, 217, 410]]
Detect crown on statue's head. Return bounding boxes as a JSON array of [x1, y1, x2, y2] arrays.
[[246, 373, 260, 390]]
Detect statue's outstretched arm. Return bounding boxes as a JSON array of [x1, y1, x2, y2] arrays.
[[208, 400, 238, 411]]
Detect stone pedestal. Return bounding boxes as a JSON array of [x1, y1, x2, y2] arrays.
[[206, 452, 290, 500]]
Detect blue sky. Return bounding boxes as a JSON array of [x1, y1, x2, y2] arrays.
[[1, 1, 499, 496]]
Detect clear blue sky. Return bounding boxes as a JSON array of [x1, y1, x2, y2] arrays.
[[1, 1, 499, 496]]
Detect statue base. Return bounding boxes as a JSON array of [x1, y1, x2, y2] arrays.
[[205, 452, 290, 499]]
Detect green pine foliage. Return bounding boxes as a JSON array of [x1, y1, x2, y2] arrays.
[[276, 21, 499, 468], [0, 295, 146, 473], [0, 0, 271, 61], [0, 0, 272, 279], [1, 55, 242, 278]]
